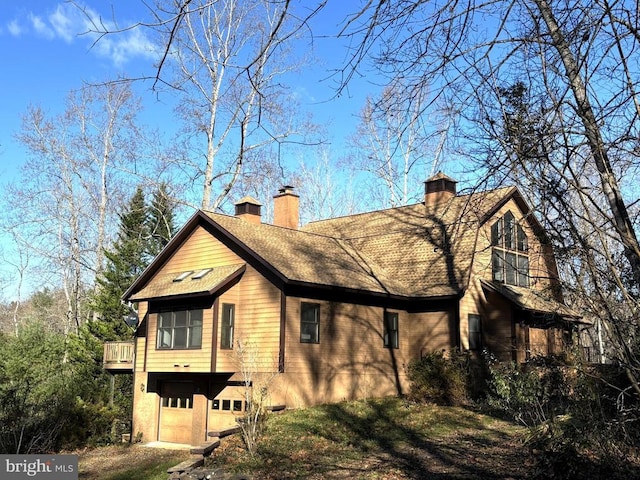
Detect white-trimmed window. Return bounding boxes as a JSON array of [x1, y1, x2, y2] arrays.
[[491, 211, 529, 287], [157, 309, 203, 349]]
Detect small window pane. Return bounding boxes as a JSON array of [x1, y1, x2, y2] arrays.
[[158, 328, 172, 348], [189, 309, 203, 326], [517, 224, 528, 252], [170, 397, 178, 408], [504, 212, 516, 250], [212, 399, 220, 410], [491, 219, 502, 246], [492, 250, 505, 282], [233, 400, 242, 412], [174, 310, 187, 327], [173, 327, 187, 348], [222, 400, 231, 411], [189, 326, 202, 348], [518, 255, 530, 287], [158, 312, 171, 327], [505, 252, 517, 285]]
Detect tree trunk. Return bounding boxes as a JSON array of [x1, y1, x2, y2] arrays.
[[534, 0, 640, 290]]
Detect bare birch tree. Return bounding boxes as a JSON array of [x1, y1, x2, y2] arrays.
[[147, 0, 319, 210], [348, 81, 448, 207], [5, 82, 147, 332]]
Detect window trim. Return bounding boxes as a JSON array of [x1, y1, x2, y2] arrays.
[[156, 308, 203, 350], [383, 311, 399, 349], [300, 302, 320, 344], [220, 303, 235, 350]]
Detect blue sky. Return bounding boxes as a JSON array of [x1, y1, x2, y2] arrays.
[[0, 1, 371, 184], [0, 1, 377, 301]]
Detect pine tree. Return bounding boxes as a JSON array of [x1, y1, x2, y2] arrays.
[[90, 186, 148, 341]]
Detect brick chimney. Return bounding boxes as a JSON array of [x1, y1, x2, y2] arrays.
[[424, 172, 457, 205], [234, 196, 262, 224], [273, 185, 299, 229]]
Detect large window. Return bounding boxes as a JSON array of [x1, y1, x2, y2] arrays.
[[157, 309, 203, 349], [491, 211, 529, 287], [383, 311, 399, 349], [300, 302, 320, 343], [468, 314, 482, 351], [220, 303, 235, 350]]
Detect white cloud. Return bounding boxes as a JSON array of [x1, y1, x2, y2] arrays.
[[94, 28, 158, 67], [49, 4, 77, 43], [17, 3, 159, 66], [7, 19, 23, 37], [29, 14, 55, 40]]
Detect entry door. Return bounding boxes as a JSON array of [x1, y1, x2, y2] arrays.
[[159, 382, 194, 444]]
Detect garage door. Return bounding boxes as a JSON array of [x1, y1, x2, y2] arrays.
[[159, 382, 194, 444]]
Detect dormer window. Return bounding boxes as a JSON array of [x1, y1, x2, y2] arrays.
[[491, 211, 529, 287]]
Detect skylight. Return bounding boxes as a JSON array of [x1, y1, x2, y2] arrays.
[[173, 271, 193, 282], [191, 268, 213, 280]]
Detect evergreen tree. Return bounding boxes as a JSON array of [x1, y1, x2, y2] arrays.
[[90, 186, 148, 341], [147, 182, 176, 258]]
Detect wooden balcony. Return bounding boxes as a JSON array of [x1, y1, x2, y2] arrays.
[[103, 341, 134, 372]]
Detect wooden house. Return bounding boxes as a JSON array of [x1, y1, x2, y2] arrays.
[[105, 173, 580, 445]]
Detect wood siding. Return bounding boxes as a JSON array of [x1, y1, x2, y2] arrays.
[[134, 226, 281, 374], [272, 297, 454, 407]]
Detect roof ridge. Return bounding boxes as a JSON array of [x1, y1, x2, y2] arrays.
[[303, 186, 514, 227]]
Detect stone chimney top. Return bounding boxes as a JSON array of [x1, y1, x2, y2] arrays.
[[234, 196, 262, 224], [273, 185, 299, 229], [424, 172, 457, 205]]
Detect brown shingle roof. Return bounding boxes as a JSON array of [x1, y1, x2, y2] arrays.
[[200, 187, 516, 299], [129, 264, 246, 301], [480, 280, 584, 322]]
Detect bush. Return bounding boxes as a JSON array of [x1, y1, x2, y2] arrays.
[[485, 355, 572, 427], [406, 351, 469, 406], [60, 400, 123, 449], [485, 355, 640, 478]]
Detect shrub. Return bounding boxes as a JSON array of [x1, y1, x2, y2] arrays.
[[486, 355, 640, 478], [485, 355, 573, 427], [406, 351, 469, 406]]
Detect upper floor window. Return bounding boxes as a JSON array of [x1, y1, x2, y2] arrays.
[[300, 302, 320, 343], [383, 311, 399, 349], [491, 211, 529, 287], [220, 303, 235, 350], [157, 309, 203, 349]]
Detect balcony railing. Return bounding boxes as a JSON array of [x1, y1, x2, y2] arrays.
[[103, 341, 134, 372]]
